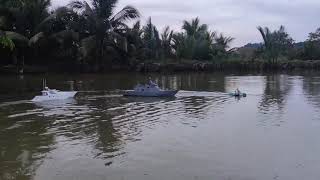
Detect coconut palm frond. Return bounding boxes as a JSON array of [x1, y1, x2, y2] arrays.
[[69, 0, 85, 9], [133, 20, 141, 31], [182, 20, 193, 36], [29, 32, 45, 46], [50, 30, 79, 41], [257, 26, 268, 46], [5, 31, 29, 44], [182, 17, 207, 37], [111, 5, 140, 24], [0, 33, 15, 50]]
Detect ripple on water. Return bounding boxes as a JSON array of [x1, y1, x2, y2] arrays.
[[1, 91, 232, 168], [2, 74, 320, 180], [107, 93, 230, 140]]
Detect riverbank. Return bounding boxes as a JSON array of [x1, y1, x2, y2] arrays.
[[1, 59, 320, 74], [134, 59, 320, 72]]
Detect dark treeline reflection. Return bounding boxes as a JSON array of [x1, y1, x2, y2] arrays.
[[0, 72, 227, 102], [0, 103, 55, 180], [258, 74, 293, 113], [302, 74, 320, 108], [1, 72, 320, 102], [0, 73, 230, 180]]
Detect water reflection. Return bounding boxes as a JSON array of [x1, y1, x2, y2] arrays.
[[303, 76, 320, 108], [2, 91, 228, 179], [0, 97, 124, 180], [1, 73, 320, 180], [0, 103, 54, 180], [258, 75, 292, 113], [179, 73, 226, 92]]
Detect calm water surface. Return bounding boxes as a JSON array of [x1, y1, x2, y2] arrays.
[[1, 72, 320, 180]]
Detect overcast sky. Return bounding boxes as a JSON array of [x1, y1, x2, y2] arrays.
[[51, 0, 320, 47]]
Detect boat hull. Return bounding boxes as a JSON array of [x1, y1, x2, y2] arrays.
[[31, 91, 77, 102], [229, 92, 247, 97], [123, 90, 178, 97]]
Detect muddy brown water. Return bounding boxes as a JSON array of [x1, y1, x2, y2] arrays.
[[1, 72, 320, 180]]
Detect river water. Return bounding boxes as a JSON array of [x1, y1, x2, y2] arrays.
[[1, 72, 320, 180]]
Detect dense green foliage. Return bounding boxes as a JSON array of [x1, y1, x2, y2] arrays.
[[301, 28, 320, 60], [257, 26, 293, 63], [0, 0, 320, 72]]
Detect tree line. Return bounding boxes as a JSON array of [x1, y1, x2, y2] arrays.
[[1, 0, 320, 72]]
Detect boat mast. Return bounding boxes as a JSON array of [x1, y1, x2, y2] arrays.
[[42, 78, 46, 90]]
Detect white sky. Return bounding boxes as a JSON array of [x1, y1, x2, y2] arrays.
[[51, 0, 320, 47]]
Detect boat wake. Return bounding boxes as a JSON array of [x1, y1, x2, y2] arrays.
[[0, 100, 31, 108], [177, 90, 227, 97]]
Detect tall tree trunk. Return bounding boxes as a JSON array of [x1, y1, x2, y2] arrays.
[[19, 56, 24, 74], [95, 37, 104, 72]]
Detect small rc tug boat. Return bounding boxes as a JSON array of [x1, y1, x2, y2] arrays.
[[31, 79, 77, 102], [123, 78, 178, 97], [229, 88, 247, 97]]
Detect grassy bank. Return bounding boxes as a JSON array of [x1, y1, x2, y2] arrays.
[[134, 59, 320, 72], [2, 59, 320, 74]]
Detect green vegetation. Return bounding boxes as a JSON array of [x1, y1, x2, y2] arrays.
[[257, 26, 293, 64], [1, 0, 320, 73], [0, 31, 15, 51]]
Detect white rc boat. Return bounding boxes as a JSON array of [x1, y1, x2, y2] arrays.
[[31, 79, 77, 102], [123, 80, 178, 97]]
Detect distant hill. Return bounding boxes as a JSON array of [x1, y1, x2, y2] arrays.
[[294, 42, 304, 48], [241, 42, 305, 49], [243, 43, 263, 48], [234, 42, 306, 59]]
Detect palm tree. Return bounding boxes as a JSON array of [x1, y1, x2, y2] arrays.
[[308, 28, 320, 41], [214, 33, 234, 50], [125, 21, 145, 60], [257, 26, 273, 61], [257, 25, 293, 63], [142, 17, 161, 60], [3, 6, 81, 67], [173, 17, 214, 60], [0, 0, 50, 37], [212, 33, 234, 58], [69, 0, 139, 69], [302, 28, 320, 60], [0, 0, 52, 70], [182, 17, 207, 38], [172, 32, 185, 59], [161, 26, 173, 59]]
